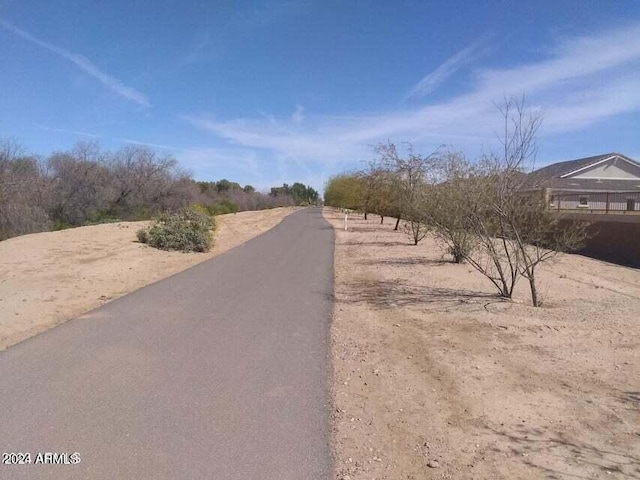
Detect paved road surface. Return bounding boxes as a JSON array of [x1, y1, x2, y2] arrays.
[[0, 208, 334, 479]]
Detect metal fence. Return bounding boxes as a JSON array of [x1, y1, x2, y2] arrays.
[[549, 191, 640, 214]]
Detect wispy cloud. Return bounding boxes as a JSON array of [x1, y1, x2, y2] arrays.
[[33, 121, 264, 183], [120, 139, 180, 150], [406, 37, 489, 101], [179, 147, 262, 181], [34, 122, 184, 153], [0, 18, 150, 107], [178, 2, 311, 67], [33, 123, 102, 139], [184, 21, 640, 177]]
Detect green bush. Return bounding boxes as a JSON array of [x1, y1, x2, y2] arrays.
[[136, 228, 149, 244], [137, 209, 215, 252], [191, 202, 238, 217], [191, 204, 212, 217], [52, 220, 72, 231], [206, 200, 239, 215], [83, 214, 122, 226]]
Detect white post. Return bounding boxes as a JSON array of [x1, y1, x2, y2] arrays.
[[344, 212, 348, 231]]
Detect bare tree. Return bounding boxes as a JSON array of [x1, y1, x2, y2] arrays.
[[510, 203, 590, 306], [447, 97, 541, 299], [375, 142, 438, 244], [425, 151, 477, 262], [46, 146, 112, 226], [0, 138, 313, 240], [451, 97, 588, 305], [357, 159, 398, 224], [461, 166, 522, 298], [109, 145, 180, 217], [0, 139, 51, 239]]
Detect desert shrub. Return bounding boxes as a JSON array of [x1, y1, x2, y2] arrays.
[[52, 220, 72, 231], [137, 209, 215, 252], [190, 204, 213, 217], [192, 201, 239, 216], [446, 234, 474, 263], [83, 211, 122, 226], [209, 200, 239, 215], [136, 228, 149, 244]]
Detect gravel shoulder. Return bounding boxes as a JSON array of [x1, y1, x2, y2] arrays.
[[0, 207, 298, 350], [326, 208, 640, 480]]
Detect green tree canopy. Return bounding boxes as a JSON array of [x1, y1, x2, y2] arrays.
[[324, 174, 364, 210]]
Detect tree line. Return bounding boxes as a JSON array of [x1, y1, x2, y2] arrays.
[[0, 140, 318, 241], [324, 98, 589, 307]]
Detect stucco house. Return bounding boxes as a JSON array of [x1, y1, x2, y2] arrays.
[[524, 153, 640, 213]]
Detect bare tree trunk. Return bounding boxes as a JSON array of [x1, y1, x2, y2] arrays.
[[528, 273, 539, 307], [394, 217, 400, 230]]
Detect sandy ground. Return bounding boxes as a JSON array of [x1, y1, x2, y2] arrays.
[[0, 207, 298, 351], [325, 208, 640, 480]]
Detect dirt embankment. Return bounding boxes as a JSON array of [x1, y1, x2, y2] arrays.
[[0, 207, 298, 350], [325, 208, 640, 480]]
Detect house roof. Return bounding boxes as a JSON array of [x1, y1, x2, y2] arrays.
[[542, 178, 640, 193], [524, 153, 640, 191]]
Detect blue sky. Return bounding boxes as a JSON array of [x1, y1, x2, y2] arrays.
[[1, 1, 640, 191]]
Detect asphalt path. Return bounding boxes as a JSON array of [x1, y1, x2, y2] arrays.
[[0, 207, 334, 479]]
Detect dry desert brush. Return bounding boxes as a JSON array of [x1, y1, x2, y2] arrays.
[[137, 208, 215, 253], [435, 97, 590, 306], [375, 142, 440, 244], [425, 152, 478, 263]]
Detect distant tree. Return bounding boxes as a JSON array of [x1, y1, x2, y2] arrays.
[[270, 184, 290, 197], [0, 137, 322, 240], [375, 142, 438, 244], [324, 174, 364, 210], [0, 139, 50, 239], [290, 182, 319, 205], [47, 146, 112, 226], [108, 145, 182, 219], [215, 179, 241, 193], [267, 182, 317, 205], [196, 181, 213, 194]]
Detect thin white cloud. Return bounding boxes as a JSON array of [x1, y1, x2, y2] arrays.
[[183, 114, 361, 164], [119, 139, 180, 150], [0, 18, 150, 107], [178, 147, 262, 181], [473, 24, 640, 99], [184, 20, 640, 175], [406, 37, 488, 101], [34, 123, 185, 154], [33, 123, 102, 139]]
